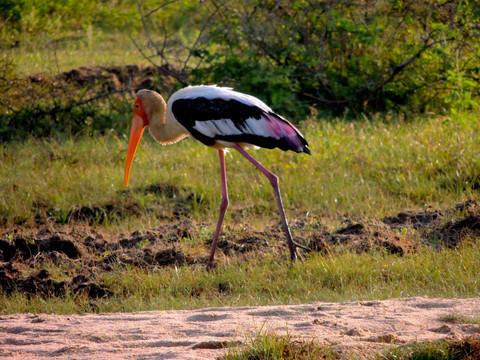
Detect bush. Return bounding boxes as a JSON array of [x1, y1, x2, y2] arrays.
[[0, 0, 22, 25], [182, 0, 480, 117]]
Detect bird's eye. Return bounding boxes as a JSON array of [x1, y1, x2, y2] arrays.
[[135, 103, 140, 109]]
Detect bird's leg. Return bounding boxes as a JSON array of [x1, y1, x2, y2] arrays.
[[206, 149, 229, 272], [234, 145, 298, 261]]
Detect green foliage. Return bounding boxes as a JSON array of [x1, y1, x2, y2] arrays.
[[2, 0, 480, 137], [225, 335, 480, 360], [187, 0, 480, 117], [2, 0, 137, 37], [0, 0, 22, 25], [223, 335, 480, 360], [1, 0, 209, 45]]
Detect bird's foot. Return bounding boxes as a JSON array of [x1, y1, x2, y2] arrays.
[[206, 261, 217, 272], [293, 241, 311, 252], [289, 241, 311, 262]]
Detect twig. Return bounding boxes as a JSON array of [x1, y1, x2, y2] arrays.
[[144, 0, 180, 18], [357, 37, 456, 97], [128, 34, 162, 68], [301, 91, 348, 104], [135, 0, 188, 85], [182, 5, 220, 73], [136, 0, 164, 57], [75, 88, 129, 107]]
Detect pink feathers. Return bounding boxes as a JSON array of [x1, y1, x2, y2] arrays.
[[264, 113, 309, 154]]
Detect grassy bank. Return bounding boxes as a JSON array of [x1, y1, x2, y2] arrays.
[[1, 113, 479, 231]]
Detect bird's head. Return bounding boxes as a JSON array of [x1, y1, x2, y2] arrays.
[[124, 90, 167, 186]]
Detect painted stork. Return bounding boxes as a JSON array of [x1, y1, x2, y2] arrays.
[[124, 85, 310, 271]]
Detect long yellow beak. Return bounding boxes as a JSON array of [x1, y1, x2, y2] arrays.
[[124, 115, 146, 186]]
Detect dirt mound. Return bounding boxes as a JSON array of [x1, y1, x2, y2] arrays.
[[60, 64, 179, 94], [64, 202, 143, 225], [299, 200, 480, 255], [383, 210, 441, 229], [29, 64, 178, 95], [306, 220, 416, 255], [383, 200, 480, 248], [431, 214, 480, 248], [31, 183, 193, 227], [0, 220, 200, 298]]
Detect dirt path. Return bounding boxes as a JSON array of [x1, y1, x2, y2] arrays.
[[1, 297, 479, 359]]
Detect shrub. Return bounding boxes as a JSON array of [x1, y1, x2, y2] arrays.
[[183, 0, 480, 117]]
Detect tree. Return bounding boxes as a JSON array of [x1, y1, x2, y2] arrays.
[[136, 0, 480, 118]]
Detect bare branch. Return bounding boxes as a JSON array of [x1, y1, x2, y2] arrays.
[[136, 0, 164, 58], [357, 37, 456, 98], [128, 34, 162, 68], [134, 0, 189, 85], [144, 0, 180, 18], [301, 91, 348, 104], [75, 89, 129, 107], [182, 5, 221, 73]]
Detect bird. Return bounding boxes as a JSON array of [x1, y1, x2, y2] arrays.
[[124, 85, 310, 271]]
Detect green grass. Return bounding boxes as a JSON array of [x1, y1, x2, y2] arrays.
[[222, 332, 341, 360], [381, 337, 480, 360], [222, 335, 480, 360], [1, 242, 479, 314], [2, 0, 202, 75], [2, 0, 207, 75], [439, 314, 480, 325], [1, 113, 479, 231], [1, 79, 480, 317], [5, 31, 149, 75]]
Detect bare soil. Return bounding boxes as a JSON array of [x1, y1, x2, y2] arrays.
[[1, 298, 480, 359], [2, 198, 480, 300]]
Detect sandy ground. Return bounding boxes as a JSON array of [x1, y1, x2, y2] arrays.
[[1, 297, 480, 359]]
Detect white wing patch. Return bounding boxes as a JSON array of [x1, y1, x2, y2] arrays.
[[192, 116, 284, 140], [243, 118, 276, 137], [193, 119, 243, 137]]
